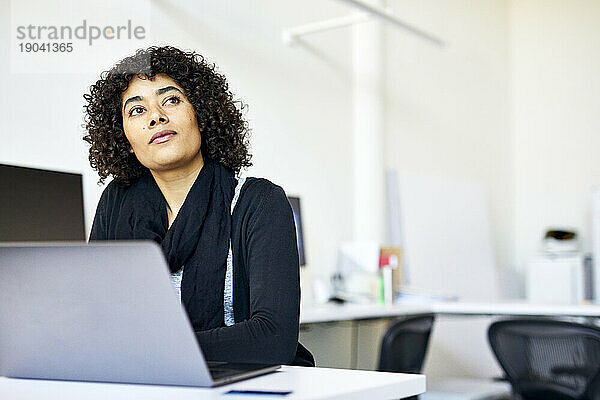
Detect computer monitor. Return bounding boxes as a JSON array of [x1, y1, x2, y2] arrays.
[[0, 164, 85, 242], [287, 196, 306, 266]]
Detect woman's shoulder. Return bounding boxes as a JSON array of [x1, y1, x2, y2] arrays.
[[240, 177, 287, 206], [96, 178, 139, 212], [99, 179, 129, 201], [236, 177, 290, 220], [89, 179, 134, 240]]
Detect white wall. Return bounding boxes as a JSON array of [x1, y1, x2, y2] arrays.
[[510, 0, 600, 288], [384, 0, 515, 297], [382, 0, 511, 379]]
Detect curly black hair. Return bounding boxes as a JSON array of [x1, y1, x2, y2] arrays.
[[83, 46, 252, 184]]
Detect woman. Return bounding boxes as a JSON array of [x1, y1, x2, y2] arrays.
[[83, 46, 313, 366]]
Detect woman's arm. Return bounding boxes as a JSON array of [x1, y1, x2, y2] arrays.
[[194, 185, 300, 364]]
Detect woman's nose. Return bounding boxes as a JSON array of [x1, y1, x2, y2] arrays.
[[148, 110, 169, 128]]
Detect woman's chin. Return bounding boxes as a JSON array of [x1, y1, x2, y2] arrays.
[[145, 156, 202, 174]]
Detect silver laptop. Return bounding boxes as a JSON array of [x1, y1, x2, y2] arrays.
[[0, 242, 280, 387]]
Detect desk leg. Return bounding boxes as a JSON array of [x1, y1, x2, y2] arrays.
[[350, 321, 358, 370]]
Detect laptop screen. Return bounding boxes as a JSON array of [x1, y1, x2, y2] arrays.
[[0, 164, 85, 242]]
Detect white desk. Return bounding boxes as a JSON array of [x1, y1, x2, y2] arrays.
[[301, 303, 430, 324], [300, 301, 600, 324], [0, 366, 425, 400], [299, 301, 600, 373], [433, 301, 600, 317]]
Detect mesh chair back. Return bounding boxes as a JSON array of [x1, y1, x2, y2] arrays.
[[488, 319, 600, 400], [378, 314, 435, 374]]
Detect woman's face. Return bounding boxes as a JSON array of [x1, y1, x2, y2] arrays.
[[121, 73, 203, 173]]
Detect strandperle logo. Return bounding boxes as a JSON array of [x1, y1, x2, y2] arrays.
[[16, 19, 146, 46]]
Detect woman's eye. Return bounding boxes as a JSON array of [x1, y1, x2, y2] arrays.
[[129, 106, 144, 116], [164, 96, 181, 106]]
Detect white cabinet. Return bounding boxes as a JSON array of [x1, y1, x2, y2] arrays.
[[526, 254, 585, 304]]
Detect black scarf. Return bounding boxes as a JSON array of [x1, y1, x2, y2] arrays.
[[113, 160, 236, 330]]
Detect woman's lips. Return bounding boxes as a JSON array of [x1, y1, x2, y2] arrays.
[[149, 130, 177, 144]]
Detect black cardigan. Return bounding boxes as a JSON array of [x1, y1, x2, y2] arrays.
[[90, 176, 314, 366]]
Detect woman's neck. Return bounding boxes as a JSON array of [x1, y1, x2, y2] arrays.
[[150, 157, 204, 227]]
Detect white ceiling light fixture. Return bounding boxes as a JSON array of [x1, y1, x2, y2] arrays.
[[282, 0, 445, 48]]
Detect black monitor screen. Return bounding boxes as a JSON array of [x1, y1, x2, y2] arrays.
[[0, 164, 85, 242], [287, 196, 306, 266]]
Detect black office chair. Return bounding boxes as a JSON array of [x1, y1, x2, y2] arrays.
[[488, 318, 600, 400], [378, 313, 435, 372]]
